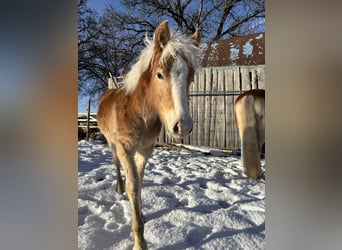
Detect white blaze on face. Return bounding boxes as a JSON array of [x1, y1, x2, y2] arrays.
[[167, 56, 193, 136]]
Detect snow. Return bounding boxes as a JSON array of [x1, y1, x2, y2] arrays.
[[255, 34, 263, 40], [198, 43, 207, 62], [243, 39, 254, 58], [78, 140, 265, 249], [229, 46, 240, 63], [207, 42, 219, 62]]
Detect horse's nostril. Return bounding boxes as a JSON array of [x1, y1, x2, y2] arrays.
[[173, 122, 179, 134]]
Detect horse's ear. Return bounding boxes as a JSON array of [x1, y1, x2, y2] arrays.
[[192, 28, 201, 47], [154, 20, 170, 50]]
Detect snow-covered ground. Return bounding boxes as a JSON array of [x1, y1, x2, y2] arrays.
[[78, 140, 265, 249]]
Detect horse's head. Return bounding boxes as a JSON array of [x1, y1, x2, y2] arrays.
[[150, 21, 200, 139]]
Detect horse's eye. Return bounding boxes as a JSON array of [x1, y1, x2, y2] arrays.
[[157, 72, 164, 80]]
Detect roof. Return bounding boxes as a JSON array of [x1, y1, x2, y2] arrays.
[[199, 32, 265, 67]]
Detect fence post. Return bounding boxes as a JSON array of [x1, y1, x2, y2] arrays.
[[86, 99, 91, 141]]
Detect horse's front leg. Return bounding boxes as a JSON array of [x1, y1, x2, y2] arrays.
[[134, 146, 154, 223], [127, 178, 146, 250], [116, 143, 147, 250], [109, 142, 124, 194]]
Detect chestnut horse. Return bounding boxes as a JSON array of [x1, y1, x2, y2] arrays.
[[97, 21, 200, 250], [235, 89, 265, 179]]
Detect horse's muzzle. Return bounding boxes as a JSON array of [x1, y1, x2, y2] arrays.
[[172, 120, 193, 138]]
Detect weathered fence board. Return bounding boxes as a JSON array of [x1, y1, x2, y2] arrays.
[[204, 68, 212, 146]]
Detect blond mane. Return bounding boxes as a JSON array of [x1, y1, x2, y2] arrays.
[[123, 30, 200, 94]]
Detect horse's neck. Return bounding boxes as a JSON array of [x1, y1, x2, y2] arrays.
[[129, 79, 161, 129]]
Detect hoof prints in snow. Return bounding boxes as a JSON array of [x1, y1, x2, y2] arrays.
[[78, 140, 265, 249]]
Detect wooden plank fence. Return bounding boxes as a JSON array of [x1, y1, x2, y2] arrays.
[[80, 66, 265, 149], [157, 65, 265, 149], [78, 113, 98, 128]]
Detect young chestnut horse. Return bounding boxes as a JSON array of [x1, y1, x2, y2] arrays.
[[235, 89, 265, 179], [97, 21, 200, 250]]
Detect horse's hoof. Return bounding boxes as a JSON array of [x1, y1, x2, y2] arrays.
[[116, 186, 125, 194], [258, 173, 265, 180]]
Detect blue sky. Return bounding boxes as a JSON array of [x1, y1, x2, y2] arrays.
[[87, 0, 118, 13]]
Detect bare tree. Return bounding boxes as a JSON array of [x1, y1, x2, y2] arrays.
[[78, 0, 104, 97], [78, 0, 265, 100], [78, 0, 145, 100], [117, 0, 265, 41]]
